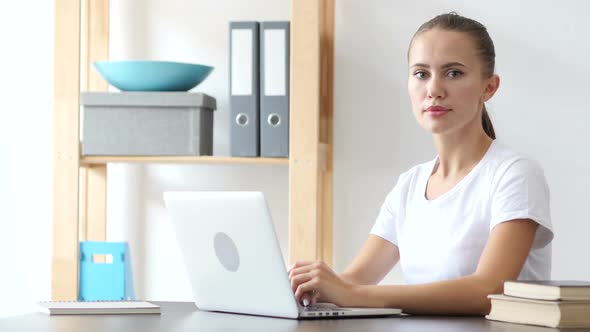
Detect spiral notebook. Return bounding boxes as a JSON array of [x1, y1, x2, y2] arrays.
[[37, 301, 160, 315]]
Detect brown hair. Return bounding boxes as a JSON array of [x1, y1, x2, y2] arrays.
[[410, 12, 496, 139]]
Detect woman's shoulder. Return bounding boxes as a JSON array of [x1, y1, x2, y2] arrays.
[[383, 160, 434, 204], [484, 140, 546, 178], [396, 158, 437, 185]]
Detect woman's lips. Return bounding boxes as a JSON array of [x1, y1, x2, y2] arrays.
[[425, 105, 450, 117]]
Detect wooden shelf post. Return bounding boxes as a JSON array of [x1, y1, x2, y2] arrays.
[[79, 0, 109, 243], [289, 0, 334, 266], [52, 0, 110, 301], [52, 0, 82, 300]]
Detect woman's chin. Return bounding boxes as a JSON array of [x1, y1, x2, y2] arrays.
[[423, 123, 453, 135]]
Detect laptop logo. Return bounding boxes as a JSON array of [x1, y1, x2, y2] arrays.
[[214, 232, 240, 272]]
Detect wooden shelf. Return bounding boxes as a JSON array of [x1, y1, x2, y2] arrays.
[[80, 155, 289, 165], [52, 0, 333, 301]]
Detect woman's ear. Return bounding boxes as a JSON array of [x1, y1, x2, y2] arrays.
[[482, 74, 500, 102]]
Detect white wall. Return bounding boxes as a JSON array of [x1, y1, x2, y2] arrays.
[[2, 0, 590, 315], [0, 1, 53, 316]]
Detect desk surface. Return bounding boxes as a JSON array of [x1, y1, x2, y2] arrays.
[[0, 301, 582, 331]]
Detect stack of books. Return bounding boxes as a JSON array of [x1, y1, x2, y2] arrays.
[[487, 280, 590, 328]]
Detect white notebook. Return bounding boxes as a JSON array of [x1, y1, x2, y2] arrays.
[[38, 301, 161, 315]]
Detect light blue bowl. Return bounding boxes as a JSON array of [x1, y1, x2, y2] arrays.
[[93, 61, 214, 91]]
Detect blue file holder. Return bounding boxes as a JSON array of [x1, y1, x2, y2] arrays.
[[79, 241, 136, 301]]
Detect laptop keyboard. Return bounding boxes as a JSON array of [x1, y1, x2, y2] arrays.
[[302, 304, 350, 312], [301, 304, 352, 317]]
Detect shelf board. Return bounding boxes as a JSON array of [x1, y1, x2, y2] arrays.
[[80, 155, 289, 165]]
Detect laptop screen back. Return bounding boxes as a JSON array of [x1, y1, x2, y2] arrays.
[[164, 191, 299, 318]]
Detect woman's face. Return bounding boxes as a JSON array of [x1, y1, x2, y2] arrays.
[[407, 29, 498, 136]]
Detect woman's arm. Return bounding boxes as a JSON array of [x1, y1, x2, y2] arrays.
[[290, 219, 538, 315], [354, 219, 538, 315], [289, 235, 398, 305], [340, 235, 400, 285]]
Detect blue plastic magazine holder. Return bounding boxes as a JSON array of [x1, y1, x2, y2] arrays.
[[79, 241, 136, 301]]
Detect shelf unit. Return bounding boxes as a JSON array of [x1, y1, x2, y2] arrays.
[[52, 0, 334, 300], [80, 156, 290, 166]]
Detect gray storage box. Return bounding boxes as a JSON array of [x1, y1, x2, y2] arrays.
[[81, 92, 216, 156]]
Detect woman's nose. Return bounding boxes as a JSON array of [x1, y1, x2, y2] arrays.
[[427, 77, 445, 99]]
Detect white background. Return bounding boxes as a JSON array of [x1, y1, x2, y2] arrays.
[[1, 0, 589, 316]]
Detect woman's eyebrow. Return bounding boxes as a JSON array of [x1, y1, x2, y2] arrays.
[[441, 62, 467, 69], [410, 63, 430, 68], [410, 62, 467, 69]]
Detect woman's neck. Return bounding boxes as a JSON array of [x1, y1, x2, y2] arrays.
[[432, 127, 493, 179]]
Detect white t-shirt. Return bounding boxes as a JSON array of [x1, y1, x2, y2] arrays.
[[370, 140, 553, 284]]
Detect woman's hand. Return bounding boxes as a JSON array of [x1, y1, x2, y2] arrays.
[[288, 261, 358, 307]]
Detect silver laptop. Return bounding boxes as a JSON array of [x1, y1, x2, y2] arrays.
[[163, 191, 402, 319]]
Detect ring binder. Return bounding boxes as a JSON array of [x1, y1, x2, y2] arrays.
[[229, 21, 260, 156], [260, 21, 290, 157]]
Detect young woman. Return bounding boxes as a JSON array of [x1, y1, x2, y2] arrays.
[[288, 12, 553, 315]]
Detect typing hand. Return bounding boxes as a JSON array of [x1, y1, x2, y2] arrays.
[[288, 261, 354, 307], [300, 289, 319, 307]]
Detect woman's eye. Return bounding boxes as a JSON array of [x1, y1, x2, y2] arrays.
[[414, 71, 428, 80], [447, 70, 464, 78]]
